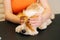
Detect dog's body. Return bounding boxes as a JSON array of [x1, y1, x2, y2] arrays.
[[15, 3, 55, 36]]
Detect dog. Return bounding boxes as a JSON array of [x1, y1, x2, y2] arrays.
[[15, 3, 55, 36]]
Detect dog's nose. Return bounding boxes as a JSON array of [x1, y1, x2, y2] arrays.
[[21, 30, 26, 33]]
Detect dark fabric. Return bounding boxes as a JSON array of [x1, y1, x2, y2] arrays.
[[0, 14, 60, 40]]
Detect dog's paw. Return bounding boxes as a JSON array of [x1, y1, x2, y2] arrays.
[[38, 19, 52, 30], [39, 25, 47, 30], [50, 13, 55, 19]]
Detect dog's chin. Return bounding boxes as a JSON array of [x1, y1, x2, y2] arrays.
[[23, 31, 38, 36]]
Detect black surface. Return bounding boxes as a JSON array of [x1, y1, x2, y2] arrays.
[[0, 14, 60, 40]]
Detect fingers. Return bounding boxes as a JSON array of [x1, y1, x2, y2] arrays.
[[29, 17, 42, 27], [30, 21, 41, 27]]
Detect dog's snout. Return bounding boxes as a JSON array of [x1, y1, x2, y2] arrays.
[[21, 30, 26, 33]]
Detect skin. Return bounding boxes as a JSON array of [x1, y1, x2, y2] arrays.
[[4, 0, 20, 24], [29, 0, 52, 27], [4, 0, 52, 27]]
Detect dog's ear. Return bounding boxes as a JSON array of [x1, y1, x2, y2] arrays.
[[17, 12, 28, 24], [25, 21, 35, 32]]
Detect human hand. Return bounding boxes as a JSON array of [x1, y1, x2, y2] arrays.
[[29, 15, 42, 27]]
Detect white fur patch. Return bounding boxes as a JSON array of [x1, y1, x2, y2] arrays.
[[23, 6, 44, 18]]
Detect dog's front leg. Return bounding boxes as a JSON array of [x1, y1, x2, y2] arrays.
[[38, 19, 52, 30], [50, 13, 55, 20]]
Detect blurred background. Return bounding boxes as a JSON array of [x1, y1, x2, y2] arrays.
[[0, 0, 4, 21], [0, 0, 60, 21], [48, 0, 60, 14]]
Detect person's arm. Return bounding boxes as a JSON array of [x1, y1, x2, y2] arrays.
[[4, 0, 20, 24], [40, 0, 52, 22], [29, 0, 52, 27]]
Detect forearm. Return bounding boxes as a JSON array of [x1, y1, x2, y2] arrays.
[[42, 8, 52, 21], [5, 12, 20, 24], [40, 0, 52, 22], [4, 0, 12, 13], [4, 0, 20, 24]]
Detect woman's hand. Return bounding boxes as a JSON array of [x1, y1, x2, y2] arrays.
[[28, 8, 51, 27], [29, 14, 42, 27], [39, 0, 52, 22]]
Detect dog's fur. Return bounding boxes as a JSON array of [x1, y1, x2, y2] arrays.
[[15, 3, 55, 36]]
